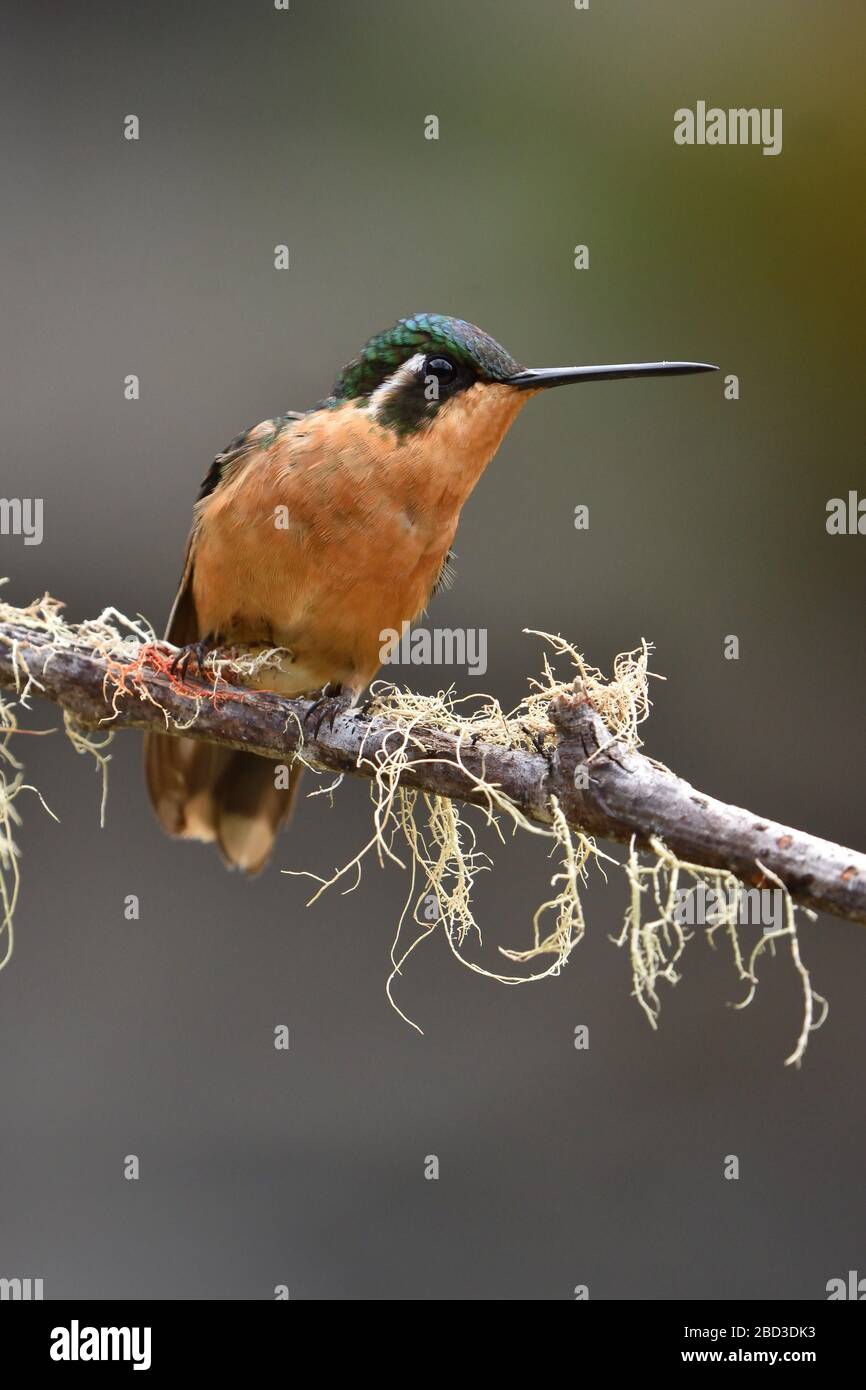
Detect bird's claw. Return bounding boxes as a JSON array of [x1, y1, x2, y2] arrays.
[[169, 636, 214, 683], [303, 687, 354, 740]]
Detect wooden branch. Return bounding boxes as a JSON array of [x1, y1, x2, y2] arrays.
[[1, 616, 864, 925]]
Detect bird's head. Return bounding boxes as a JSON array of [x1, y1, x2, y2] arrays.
[[330, 313, 716, 462]]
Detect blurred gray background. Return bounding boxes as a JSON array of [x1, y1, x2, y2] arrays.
[[0, 0, 864, 1299]]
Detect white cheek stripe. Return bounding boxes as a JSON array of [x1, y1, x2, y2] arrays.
[[368, 353, 427, 420]]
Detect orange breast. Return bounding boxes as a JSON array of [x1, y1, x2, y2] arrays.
[[191, 386, 528, 694]]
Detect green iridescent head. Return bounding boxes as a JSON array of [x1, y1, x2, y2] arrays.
[[333, 314, 522, 402]]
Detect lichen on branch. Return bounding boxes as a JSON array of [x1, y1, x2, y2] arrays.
[[0, 586, 863, 1063]]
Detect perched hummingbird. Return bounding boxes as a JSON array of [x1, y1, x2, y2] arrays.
[[145, 314, 715, 872]]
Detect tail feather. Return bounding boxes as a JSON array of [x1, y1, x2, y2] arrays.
[[144, 551, 302, 873], [214, 749, 302, 874], [144, 734, 303, 873]]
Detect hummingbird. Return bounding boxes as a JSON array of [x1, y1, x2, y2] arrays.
[[144, 313, 715, 873]]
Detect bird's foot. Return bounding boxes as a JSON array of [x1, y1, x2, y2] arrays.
[[169, 634, 215, 683], [303, 685, 356, 740]]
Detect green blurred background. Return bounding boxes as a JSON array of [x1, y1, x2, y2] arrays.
[[0, 0, 863, 1298]]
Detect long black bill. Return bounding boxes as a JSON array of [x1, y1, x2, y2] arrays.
[[507, 361, 718, 390]]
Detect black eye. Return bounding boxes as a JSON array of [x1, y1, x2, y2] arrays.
[[426, 356, 456, 384]]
